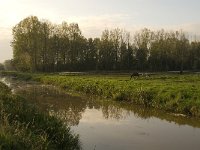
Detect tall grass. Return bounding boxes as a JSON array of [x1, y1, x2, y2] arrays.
[[0, 81, 81, 150]]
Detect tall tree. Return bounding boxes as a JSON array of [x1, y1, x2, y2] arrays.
[[12, 16, 42, 71]]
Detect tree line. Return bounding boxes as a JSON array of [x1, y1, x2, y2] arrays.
[[11, 16, 200, 72]]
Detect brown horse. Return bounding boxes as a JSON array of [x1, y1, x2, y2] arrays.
[[130, 72, 140, 79]]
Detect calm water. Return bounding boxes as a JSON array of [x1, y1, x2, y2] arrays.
[[1, 77, 200, 150]]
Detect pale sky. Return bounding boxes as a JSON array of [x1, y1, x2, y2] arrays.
[[1, 0, 200, 62]]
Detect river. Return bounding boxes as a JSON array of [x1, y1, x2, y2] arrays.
[[1, 77, 200, 150]]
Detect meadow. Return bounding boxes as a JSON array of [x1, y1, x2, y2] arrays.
[[0, 81, 81, 150], [1, 71, 200, 117]]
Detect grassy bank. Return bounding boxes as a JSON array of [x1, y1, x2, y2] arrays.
[[1, 71, 200, 117], [0, 81, 81, 150]]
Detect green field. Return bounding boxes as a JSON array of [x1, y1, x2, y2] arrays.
[[0, 81, 80, 150], [1, 71, 200, 117]]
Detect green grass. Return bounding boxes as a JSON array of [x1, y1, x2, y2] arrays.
[[0, 81, 81, 150], [1, 71, 200, 117]]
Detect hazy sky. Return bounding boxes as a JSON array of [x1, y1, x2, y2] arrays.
[[1, 0, 200, 62]]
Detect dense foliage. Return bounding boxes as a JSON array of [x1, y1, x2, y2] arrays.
[[0, 81, 81, 149], [11, 16, 200, 72]]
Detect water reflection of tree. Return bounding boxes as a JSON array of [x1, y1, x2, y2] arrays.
[[88, 98, 200, 128], [15, 85, 86, 126], [15, 83, 200, 128], [102, 101, 200, 128], [93, 100, 131, 120]]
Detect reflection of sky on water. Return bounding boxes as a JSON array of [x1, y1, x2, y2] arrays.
[[73, 108, 200, 150], [80, 108, 129, 125]]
